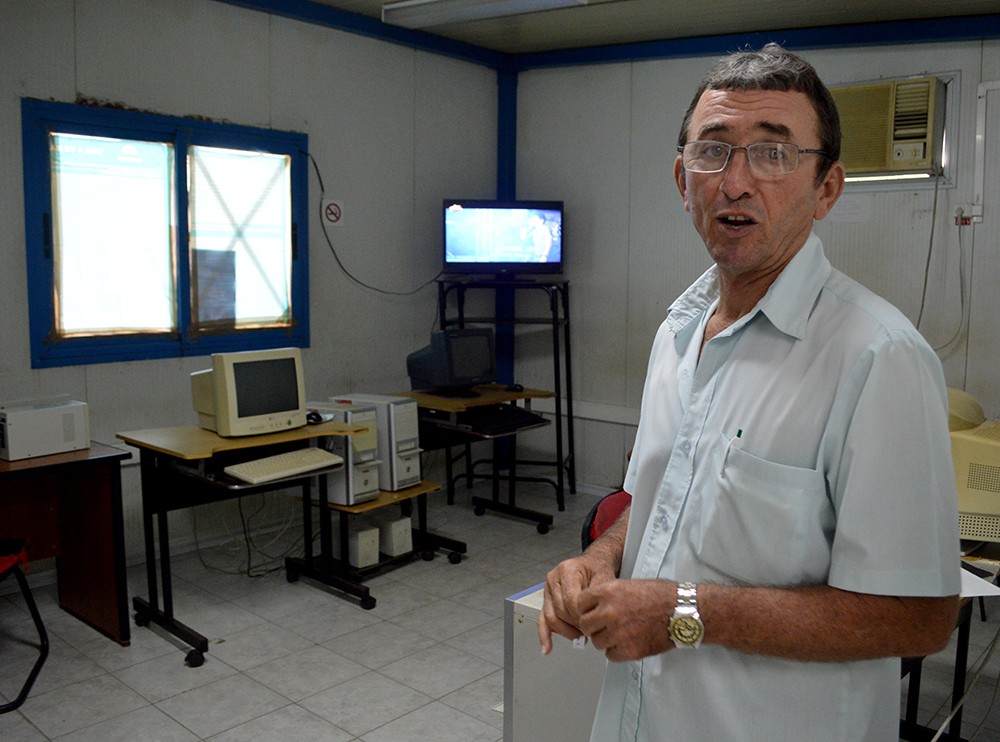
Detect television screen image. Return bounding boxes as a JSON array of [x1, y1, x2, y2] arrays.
[[443, 199, 563, 275], [407, 328, 496, 397]]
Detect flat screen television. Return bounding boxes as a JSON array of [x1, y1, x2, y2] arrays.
[[407, 328, 496, 397], [443, 199, 563, 276], [191, 347, 307, 437]]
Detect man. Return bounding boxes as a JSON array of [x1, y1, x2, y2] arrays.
[[538, 44, 960, 741]]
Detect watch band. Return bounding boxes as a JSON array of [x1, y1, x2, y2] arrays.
[[668, 581, 705, 648]]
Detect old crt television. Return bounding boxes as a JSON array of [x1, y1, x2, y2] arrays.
[[443, 199, 563, 275], [191, 347, 307, 437], [948, 388, 1000, 542], [407, 328, 496, 397]]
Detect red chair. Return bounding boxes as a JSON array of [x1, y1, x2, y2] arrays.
[[581, 489, 632, 550], [0, 539, 49, 714]]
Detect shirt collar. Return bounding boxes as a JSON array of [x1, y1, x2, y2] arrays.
[[666, 232, 831, 340]]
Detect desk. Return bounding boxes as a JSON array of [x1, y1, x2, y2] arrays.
[[118, 422, 360, 666], [402, 384, 557, 533], [0, 443, 131, 644]]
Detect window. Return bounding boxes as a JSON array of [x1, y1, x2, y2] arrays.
[[21, 99, 310, 368]]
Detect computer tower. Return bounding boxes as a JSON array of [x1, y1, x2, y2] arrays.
[[332, 394, 421, 491], [306, 401, 380, 505]]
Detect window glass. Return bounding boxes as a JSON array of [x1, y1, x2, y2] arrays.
[[51, 133, 176, 335], [189, 146, 292, 331], [21, 99, 309, 368]]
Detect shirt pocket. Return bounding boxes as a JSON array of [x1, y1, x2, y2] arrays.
[[694, 433, 834, 586]]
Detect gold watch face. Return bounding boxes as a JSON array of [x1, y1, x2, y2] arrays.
[[670, 614, 704, 646]]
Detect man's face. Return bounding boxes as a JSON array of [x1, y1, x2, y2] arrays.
[[674, 88, 844, 282]]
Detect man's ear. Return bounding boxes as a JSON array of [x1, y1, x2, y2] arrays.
[[674, 156, 690, 212], [813, 161, 846, 221]]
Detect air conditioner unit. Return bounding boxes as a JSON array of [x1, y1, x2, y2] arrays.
[[830, 76, 946, 177]]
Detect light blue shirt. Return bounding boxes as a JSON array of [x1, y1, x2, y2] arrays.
[[591, 234, 960, 742]]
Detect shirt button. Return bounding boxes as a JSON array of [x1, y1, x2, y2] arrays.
[[631, 669, 639, 680], [680, 441, 692, 455]]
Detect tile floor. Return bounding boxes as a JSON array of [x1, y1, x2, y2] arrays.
[[3, 471, 1000, 741]]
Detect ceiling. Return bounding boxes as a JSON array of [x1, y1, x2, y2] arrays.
[[313, 0, 1000, 55]]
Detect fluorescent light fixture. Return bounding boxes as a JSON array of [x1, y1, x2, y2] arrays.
[[845, 173, 933, 183], [382, 0, 588, 29]]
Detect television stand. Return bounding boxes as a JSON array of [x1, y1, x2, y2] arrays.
[[437, 278, 576, 504]]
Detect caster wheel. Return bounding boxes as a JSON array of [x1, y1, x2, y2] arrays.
[[421, 550, 435, 561], [473, 505, 485, 516], [536, 523, 550, 535], [360, 596, 377, 610], [286, 569, 298, 583], [185, 649, 205, 668], [134, 611, 150, 627], [448, 551, 462, 564]]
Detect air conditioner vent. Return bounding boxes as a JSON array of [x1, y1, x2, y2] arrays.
[[893, 80, 931, 139], [830, 76, 945, 176]]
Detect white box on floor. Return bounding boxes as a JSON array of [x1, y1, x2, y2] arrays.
[[379, 517, 413, 557], [332, 526, 380, 568]]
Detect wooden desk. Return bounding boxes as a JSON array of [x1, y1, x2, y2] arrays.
[[117, 422, 361, 666], [400, 384, 559, 533], [0, 443, 131, 644]]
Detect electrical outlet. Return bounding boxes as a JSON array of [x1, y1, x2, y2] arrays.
[[954, 205, 976, 226]]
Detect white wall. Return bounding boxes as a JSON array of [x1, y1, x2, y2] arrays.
[[0, 0, 497, 559], [516, 40, 1000, 488], [4, 1, 1000, 558]]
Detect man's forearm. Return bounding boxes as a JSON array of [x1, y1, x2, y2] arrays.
[[584, 504, 629, 577], [699, 583, 959, 662]]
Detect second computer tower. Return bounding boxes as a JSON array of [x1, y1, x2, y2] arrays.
[[332, 393, 421, 491], [307, 401, 380, 505]]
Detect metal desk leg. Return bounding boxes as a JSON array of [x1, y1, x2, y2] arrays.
[[131, 452, 208, 667]]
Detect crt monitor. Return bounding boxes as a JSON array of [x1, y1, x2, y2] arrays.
[[949, 388, 1000, 543], [191, 347, 307, 437], [443, 199, 563, 276], [407, 328, 496, 397]]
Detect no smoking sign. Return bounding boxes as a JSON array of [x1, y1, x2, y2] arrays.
[[322, 199, 344, 227]]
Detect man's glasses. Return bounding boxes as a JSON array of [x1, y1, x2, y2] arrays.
[[678, 141, 829, 177]]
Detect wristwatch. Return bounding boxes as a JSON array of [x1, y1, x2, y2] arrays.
[[668, 582, 704, 649]]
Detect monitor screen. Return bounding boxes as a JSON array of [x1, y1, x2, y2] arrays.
[[407, 328, 496, 396], [233, 358, 300, 418], [191, 347, 306, 436], [443, 199, 563, 276]]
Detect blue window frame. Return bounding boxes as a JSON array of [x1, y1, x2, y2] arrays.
[[21, 99, 310, 368]]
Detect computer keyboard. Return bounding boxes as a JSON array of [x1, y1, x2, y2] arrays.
[[457, 405, 548, 436], [223, 447, 344, 485]]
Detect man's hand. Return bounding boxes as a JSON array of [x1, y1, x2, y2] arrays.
[[538, 553, 617, 654], [577, 578, 676, 662]]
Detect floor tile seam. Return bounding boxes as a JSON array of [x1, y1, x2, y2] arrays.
[[150, 674, 293, 738]]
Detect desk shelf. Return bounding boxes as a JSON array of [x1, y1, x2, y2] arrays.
[[405, 385, 560, 531], [286, 481, 466, 610]]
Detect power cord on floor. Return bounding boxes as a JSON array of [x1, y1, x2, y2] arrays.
[[191, 493, 303, 578]]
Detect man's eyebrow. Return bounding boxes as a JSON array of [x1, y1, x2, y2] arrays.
[[695, 121, 795, 140]]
